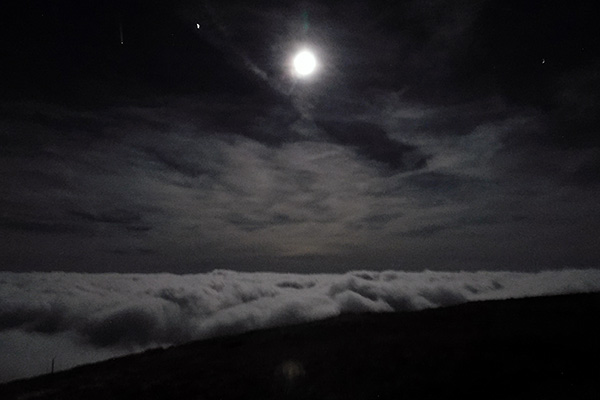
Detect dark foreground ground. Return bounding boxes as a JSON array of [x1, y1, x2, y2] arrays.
[[1, 292, 599, 399]]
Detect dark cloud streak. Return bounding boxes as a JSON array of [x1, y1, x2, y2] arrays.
[[316, 120, 428, 171]]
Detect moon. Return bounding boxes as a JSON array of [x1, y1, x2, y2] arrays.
[[293, 50, 317, 76]]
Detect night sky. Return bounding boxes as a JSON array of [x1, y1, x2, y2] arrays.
[[1, 0, 599, 273]]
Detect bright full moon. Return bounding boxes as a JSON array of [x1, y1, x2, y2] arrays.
[[293, 50, 317, 76]]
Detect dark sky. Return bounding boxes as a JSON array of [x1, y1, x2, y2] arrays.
[[1, 0, 598, 273]]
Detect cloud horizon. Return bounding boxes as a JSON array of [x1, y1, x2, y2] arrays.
[[2, 268, 600, 383]]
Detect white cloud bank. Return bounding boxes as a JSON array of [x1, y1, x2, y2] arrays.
[[1, 269, 600, 382]]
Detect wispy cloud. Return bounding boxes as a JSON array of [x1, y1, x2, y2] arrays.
[[1, 0, 599, 273]]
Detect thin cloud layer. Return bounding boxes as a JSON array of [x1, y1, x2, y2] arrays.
[[3, 98, 598, 273], [2, 269, 600, 382]]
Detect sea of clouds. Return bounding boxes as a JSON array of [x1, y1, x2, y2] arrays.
[[1, 269, 600, 382]]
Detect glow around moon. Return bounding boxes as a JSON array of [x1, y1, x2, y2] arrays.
[[293, 50, 317, 76]]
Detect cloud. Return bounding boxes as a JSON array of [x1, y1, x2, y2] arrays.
[[2, 92, 599, 273], [1, 269, 600, 382], [1, 0, 599, 275], [315, 120, 428, 171], [0, 216, 83, 235], [70, 209, 142, 225]]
